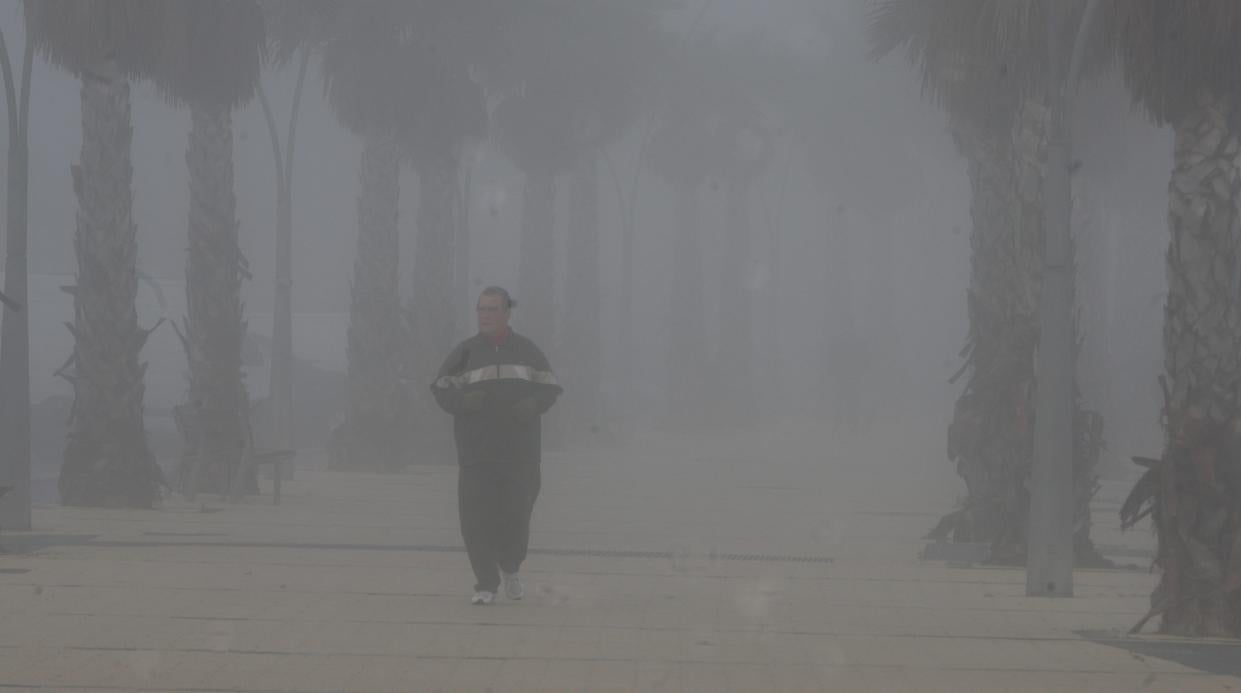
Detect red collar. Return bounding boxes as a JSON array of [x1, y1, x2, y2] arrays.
[[484, 327, 511, 347]]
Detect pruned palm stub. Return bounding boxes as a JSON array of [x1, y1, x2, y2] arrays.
[[59, 63, 161, 507]]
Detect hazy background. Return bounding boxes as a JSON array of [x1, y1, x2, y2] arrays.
[[0, 0, 1171, 490]]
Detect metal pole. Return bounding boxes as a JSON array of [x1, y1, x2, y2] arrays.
[[1026, 0, 1100, 598], [0, 29, 32, 532]]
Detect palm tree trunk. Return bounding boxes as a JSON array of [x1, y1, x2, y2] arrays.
[[616, 170, 636, 419], [562, 153, 602, 433], [1147, 91, 1241, 636], [935, 119, 1034, 560], [715, 172, 755, 425], [0, 29, 33, 529], [763, 149, 792, 421], [411, 152, 463, 461], [340, 134, 406, 471], [455, 147, 475, 335], [518, 172, 557, 346], [938, 97, 1103, 567], [665, 181, 704, 427], [59, 62, 160, 508], [178, 103, 247, 495]]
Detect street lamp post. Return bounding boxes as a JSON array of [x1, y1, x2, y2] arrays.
[[1026, 0, 1101, 598]]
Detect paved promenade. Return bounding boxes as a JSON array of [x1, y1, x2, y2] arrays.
[[1, 419, 1237, 692]]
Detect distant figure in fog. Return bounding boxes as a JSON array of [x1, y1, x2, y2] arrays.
[[431, 287, 562, 605]]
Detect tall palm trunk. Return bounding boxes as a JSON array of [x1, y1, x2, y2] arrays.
[[455, 148, 474, 336], [178, 104, 247, 495], [563, 153, 601, 431], [340, 134, 406, 471], [413, 155, 459, 382], [411, 152, 462, 461], [665, 181, 704, 426], [937, 97, 1103, 566], [715, 171, 755, 425], [59, 62, 160, 507], [934, 118, 1035, 560], [518, 172, 557, 346], [616, 171, 636, 419], [1124, 92, 1241, 636]]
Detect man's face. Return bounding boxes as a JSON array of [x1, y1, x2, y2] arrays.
[[477, 293, 510, 336]]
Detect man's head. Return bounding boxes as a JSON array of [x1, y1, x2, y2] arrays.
[[477, 286, 515, 337]]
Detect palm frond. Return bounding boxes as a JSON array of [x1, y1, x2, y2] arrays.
[[259, 0, 340, 67], [1119, 466, 1159, 530], [491, 0, 665, 174], [23, 0, 169, 79], [866, 0, 1098, 134], [1103, 0, 1241, 125], [150, 0, 266, 110], [316, 1, 492, 164]]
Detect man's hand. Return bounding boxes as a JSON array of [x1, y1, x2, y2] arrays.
[[461, 390, 488, 413], [512, 397, 541, 422]]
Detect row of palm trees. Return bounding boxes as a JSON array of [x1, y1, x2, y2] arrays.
[[871, 0, 1241, 635], [0, 1, 807, 516]]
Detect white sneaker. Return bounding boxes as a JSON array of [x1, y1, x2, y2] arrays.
[[501, 571, 524, 600], [470, 590, 495, 605]]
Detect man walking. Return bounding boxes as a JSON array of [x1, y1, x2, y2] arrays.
[[431, 287, 562, 605]]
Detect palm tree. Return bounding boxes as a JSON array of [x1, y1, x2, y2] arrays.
[[310, 2, 490, 469], [646, 97, 714, 427], [650, 31, 792, 428], [315, 3, 412, 471], [314, 3, 468, 469], [492, 1, 659, 433], [1111, 1, 1241, 637], [869, 0, 1107, 564], [704, 34, 793, 427], [0, 17, 35, 529], [151, 0, 266, 496], [400, 9, 489, 457], [555, 4, 658, 434], [642, 31, 728, 429], [490, 62, 572, 349], [24, 0, 170, 507]]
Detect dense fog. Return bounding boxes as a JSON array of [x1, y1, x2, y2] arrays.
[[0, 1, 1172, 486], [5, 1, 1231, 686]]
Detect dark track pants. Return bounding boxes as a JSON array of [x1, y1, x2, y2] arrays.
[[458, 462, 542, 592]]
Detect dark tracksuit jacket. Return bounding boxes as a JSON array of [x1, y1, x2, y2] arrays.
[[431, 330, 562, 592]]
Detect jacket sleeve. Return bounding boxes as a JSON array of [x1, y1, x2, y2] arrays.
[[523, 341, 563, 415], [430, 342, 470, 415]]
